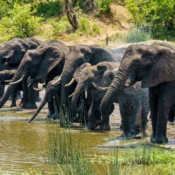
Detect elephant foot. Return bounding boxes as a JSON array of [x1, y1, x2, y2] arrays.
[[10, 103, 17, 108], [150, 135, 168, 144], [99, 123, 110, 131], [133, 132, 147, 139], [52, 113, 59, 120], [87, 121, 99, 130], [35, 97, 42, 102], [25, 103, 37, 109], [116, 132, 133, 140]]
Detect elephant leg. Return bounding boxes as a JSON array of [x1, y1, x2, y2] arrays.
[[19, 80, 28, 108], [26, 86, 37, 109], [47, 98, 55, 118], [0, 83, 5, 98], [100, 104, 114, 131], [153, 94, 172, 144], [118, 100, 135, 139], [140, 99, 149, 137], [10, 87, 18, 107], [87, 100, 101, 130], [149, 88, 159, 141], [53, 95, 60, 120], [35, 91, 40, 102]]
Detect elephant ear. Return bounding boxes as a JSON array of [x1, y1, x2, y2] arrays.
[[141, 48, 175, 88], [97, 65, 108, 76], [36, 47, 64, 79], [73, 63, 91, 82]]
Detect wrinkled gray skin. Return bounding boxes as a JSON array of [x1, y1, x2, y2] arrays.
[[0, 38, 44, 108], [100, 43, 175, 144], [71, 62, 149, 138], [13, 44, 116, 126], [0, 40, 67, 110], [28, 76, 61, 123], [60, 45, 116, 126]]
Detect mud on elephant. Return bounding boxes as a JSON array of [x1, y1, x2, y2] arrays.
[[70, 62, 149, 138], [100, 43, 175, 144]]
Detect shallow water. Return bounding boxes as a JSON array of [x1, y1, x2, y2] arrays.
[[0, 104, 175, 174]]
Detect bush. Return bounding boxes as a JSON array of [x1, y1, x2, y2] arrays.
[[48, 16, 71, 37], [78, 13, 100, 36], [35, 0, 64, 17], [126, 0, 175, 39], [126, 27, 151, 43], [0, 4, 41, 41]]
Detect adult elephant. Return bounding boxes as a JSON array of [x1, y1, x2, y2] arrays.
[[0, 41, 68, 109], [28, 45, 117, 126], [100, 44, 175, 144], [59, 45, 116, 126], [0, 37, 45, 107], [70, 62, 149, 137]]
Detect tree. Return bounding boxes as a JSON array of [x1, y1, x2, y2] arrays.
[[65, 0, 78, 30], [126, 0, 175, 38]]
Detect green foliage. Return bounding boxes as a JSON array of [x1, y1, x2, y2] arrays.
[[77, 13, 100, 36], [126, 0, 175, 38], [34, 0, 64, 17], [49, 13, 100, 39], [126, 27, 151, 43], [48, 16, 71, 37], [0, 4, 41, 41], [46, 127, 93, 175]]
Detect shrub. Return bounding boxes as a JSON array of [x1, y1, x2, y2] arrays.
[[48, 16, 71, 37], [0, 4, 41, 41], [126, 27, 151, 43], [126, 0, 175, 39], [34, 0, 64, 17]]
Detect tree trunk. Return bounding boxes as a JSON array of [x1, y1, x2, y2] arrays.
[[65, 0, 78, 31]]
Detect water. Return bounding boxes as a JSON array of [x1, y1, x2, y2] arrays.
[[0, 104, 174, 174]]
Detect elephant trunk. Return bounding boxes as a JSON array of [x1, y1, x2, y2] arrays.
[[61, 62, 79, 105], [100, 64, 129, 116], [71, 81, 84, 113], [28, 97, 47, 123]]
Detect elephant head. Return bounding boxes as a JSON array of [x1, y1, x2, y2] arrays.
[[60, 45, 115, 105], [70, 62, 119, 113], [0, 38, 41, 66], [101, 44, 175, 116]]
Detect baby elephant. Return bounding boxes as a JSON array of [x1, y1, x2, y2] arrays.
[[70, 62, 149, 139]]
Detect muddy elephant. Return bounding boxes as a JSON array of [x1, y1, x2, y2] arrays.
[[70, 62, 149, 137], [100, 43, 175, 144]]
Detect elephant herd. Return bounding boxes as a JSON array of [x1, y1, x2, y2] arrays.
[[0, 38, 175, 144]]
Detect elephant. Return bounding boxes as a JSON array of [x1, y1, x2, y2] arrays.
[[70, 62, 149, 137], [100, 43, 175, 144], [59, 45, 118, 126], [28, 76, 61, 123], [0, 69, 41, 108], [0, 37, 45, 107]]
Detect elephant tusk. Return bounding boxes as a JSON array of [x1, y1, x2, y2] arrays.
[[10, 77, 23, 85], [4, 80, 12, 83], [65, 78, 75, 87], [32, 84, 45, 91], [92, 82, 108, 91], [85, 90, 88, 99], [69, 93, 74, 98], [51, 76, 61, 85]]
